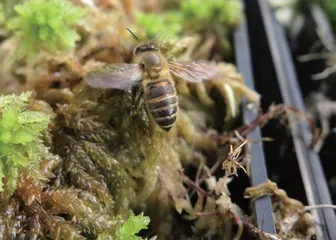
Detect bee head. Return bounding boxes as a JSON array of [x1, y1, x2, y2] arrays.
[[134, 43, 159, 55], [126, 29, 162, 69], [133, 43, 161, 69], [126, 29, 160, 56]]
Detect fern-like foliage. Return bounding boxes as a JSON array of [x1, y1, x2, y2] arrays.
[[6, 0, 86, 58], [0, 92, 50, 192]]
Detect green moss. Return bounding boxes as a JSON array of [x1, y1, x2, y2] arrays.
[[6, 0, 86, 58], [135, 11, 183, 40], [181, 0, 241, 23], [115, 213, 152, 240], [0, 0, 22, 26], [134, 0, 241, 58], [0, 92, 50, 192], [0, 2, 4, 26], [181, 0, 241, 30], [135, 0, 241, 39], [96, 213, 154, 240]]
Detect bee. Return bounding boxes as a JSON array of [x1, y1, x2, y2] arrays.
[[84, 29, 219, 132]]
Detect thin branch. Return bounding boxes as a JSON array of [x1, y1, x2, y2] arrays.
[[178, 170, 209, 197]]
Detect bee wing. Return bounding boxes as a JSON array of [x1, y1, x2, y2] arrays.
[[84, 64, 143, 90], [168, 60, 219, 83]]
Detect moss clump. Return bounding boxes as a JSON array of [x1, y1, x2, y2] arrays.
[[181, 0, 242, 30], [135, 0, 241, 40], [6, 0, 86, 58], [0, 2, 4, 27], [134, 0, 241, 58], [0, 91, 50, 193], [135, 11, 183, 40]]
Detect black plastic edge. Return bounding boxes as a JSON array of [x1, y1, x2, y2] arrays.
[[234, 16, 276, 234], [257, 0, 336, 239]]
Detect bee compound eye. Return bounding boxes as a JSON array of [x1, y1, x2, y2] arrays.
[[143, 52, 161, 67]]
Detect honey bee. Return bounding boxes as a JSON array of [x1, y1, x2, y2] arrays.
[[84, 30, 219, 132]]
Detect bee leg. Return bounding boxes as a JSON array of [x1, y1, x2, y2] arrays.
[[132, 86, 144, 113]]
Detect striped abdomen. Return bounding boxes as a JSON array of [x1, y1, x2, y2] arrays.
[[145, 79, 178, 132]]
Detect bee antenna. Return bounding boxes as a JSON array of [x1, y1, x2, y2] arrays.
[[127, 28, 141, 43]]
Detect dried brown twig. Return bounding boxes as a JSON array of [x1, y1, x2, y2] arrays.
[[178, 170, 210, 197], [235, 104, 319, 148], [217, 104, 319, 179]]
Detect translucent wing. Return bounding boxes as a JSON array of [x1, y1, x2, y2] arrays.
[[84, 64, 143, 90], [168, 60, 219, 83]]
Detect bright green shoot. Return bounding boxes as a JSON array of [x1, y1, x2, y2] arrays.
[[6, 0, 86, 58], [0, 92, 50, 192]]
